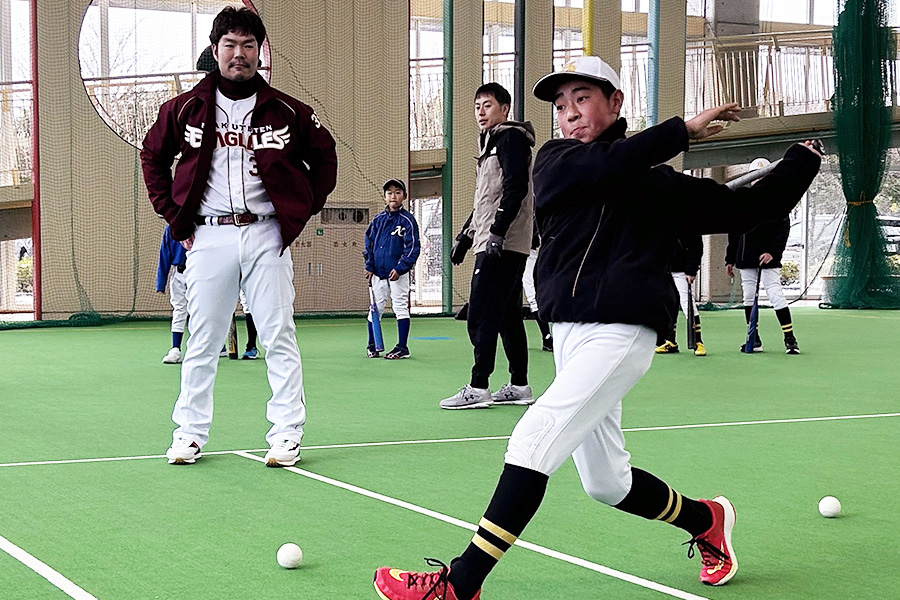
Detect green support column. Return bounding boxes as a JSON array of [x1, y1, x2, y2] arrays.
[[441, 0, 454, 314]]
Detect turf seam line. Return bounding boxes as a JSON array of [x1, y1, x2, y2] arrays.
[[1, 413, 898, 469], [231, 450, 710, 600], [0, 533, 98, 600]]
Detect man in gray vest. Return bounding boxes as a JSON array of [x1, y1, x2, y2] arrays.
[[441, 83, 536, 410]]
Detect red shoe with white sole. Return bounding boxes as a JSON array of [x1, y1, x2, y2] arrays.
[[373, 559, 479, 600], [686, 496, 737, 586]]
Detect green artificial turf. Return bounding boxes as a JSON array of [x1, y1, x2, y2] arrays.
[[1, 309, 898, 599]]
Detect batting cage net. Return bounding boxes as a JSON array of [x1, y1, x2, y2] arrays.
[[823, 0, 900, 309], [1, 0, 409, 330], [4, 1, 900, 331]]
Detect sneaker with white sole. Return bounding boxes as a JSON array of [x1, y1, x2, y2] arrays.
[[439, 385, 492, 410], [241, 347, 259, 360], [162, 347, 182, 364], [166, 437, 201, 464], [374, 559, 478, 600], [784, 337, 800, 355], [265, 439, 301, 467], [685, 496, 738, 586], [491, 383, 535, 405], [384, 345, 411, 360]]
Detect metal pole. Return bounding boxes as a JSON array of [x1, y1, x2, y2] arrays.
[[29, 0, 41, 320], [441, 0, 453, 314], [647, 0, 660, 127], [583, 0, 593, 56], [514, 0, 524, 121]]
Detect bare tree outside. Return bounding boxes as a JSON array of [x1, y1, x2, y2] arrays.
[[77, 1, 236, 147]]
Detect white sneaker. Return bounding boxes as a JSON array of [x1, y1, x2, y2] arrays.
[[265, 440, 301, 467], [162, 347, 182, 364], [491, 383, 535, 406], [166, 437, 201, 464], [439, 385, 492, 410]]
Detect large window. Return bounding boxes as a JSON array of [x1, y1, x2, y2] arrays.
[[78, 1, 269, 148]]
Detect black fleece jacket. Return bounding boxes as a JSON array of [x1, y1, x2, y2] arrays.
[[725, 217, 790, 269], [671, 235, 703, 276], [531, 117, 820, 337]]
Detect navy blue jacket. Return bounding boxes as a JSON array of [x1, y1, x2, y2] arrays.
[[364, 207, 421, 279], [532, 117, 820, 336], [156, 225, 187, 292]]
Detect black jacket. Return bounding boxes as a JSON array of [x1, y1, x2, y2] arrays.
[[725, 218, 790, 269], [531, 117, 820, 337], [671, 235, 703, 276]]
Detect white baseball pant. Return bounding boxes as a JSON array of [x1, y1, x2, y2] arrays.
[[504, 322, 656, 506], [522, 248, 539, 313], [671, 272, 699, 317], [172, 218, 305, 447], [368, 272, 411, 320], [168, 269, 188, 333], [739, 267, 788, 310]]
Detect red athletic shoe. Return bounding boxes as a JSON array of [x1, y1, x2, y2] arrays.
[[373, 559, 480, 600], [686, 496, 737, 586]]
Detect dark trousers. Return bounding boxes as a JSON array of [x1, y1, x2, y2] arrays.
[[468, 251, 529, 389]]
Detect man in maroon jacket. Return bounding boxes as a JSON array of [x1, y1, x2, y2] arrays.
[[141, 7, 337, 467]]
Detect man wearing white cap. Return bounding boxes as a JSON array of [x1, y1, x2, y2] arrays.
[[374, 56, 822, 600]]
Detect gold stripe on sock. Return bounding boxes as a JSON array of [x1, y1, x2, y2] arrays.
[[653, 486, 674, 521], [663, 492, 684, 523], [472, 534, 504, 561], [478, 518, 517, 546], [781, 324, 793, 332]]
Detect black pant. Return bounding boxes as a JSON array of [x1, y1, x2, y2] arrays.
[[467, 251, 529, 389]]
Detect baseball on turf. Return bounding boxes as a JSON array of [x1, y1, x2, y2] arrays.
[[277, 543, 303, 569], [818, 496, 841, 518]]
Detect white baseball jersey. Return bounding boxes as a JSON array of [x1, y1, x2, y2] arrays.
[[198, 91, 275, 217]]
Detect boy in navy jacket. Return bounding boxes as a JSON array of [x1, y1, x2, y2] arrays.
[[364, 179, 421, 359]]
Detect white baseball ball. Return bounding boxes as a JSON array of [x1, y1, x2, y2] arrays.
[[277, 542, 303, 569], [818, 496, 841, 518]]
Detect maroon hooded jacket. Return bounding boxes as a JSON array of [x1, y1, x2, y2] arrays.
[[141, 71, 337, 250]]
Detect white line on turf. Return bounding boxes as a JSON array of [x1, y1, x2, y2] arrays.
[[232, 450, 710, 600], [622, 412, 900, 433], [0, 533, 98, 600], [1, 413, 898, 469]]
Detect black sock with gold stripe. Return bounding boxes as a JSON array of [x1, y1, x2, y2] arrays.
[[448, 464, 548, 600], [613, 467, 712, 537], [693, 315, 703, 343], [775, 307, 796, 340]]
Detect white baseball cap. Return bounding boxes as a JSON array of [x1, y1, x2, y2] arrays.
[[532, 56, 621, 102]]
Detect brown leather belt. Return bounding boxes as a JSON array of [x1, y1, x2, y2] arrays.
[[195, 213, 276, 227]]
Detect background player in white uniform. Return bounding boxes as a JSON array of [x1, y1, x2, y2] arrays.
[[141, 7, 337, 467], [656, 234, 706, 356], [521, 224, 552, 351], [374, 56, 821, 600], [726, 217, 799, 353], [238, 290, 260, 359], [157, 225, 188, 364]]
